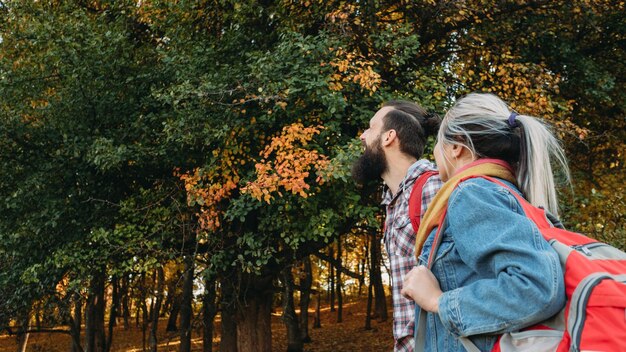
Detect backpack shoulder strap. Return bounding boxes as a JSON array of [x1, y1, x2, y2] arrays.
[[408, 170, 439, 233], [458, 175, 594, 246]]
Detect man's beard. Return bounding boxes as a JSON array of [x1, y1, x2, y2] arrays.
[[351, 138, 388, 185]]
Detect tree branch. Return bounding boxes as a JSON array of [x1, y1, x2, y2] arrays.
[[313, 251, 364, 281]]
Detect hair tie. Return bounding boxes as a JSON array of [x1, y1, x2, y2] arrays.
[[507, 112, 519, 128]]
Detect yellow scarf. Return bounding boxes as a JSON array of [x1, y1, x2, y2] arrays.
[[415, 160, 517, 258]]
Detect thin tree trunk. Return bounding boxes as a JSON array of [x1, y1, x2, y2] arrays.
[[121, 275, 130, 331], [370, 229, 387, 321], [202, 276, 217, 352], [149, 267, 165, 352], [359, 240, 368, 297], [140, 273, 149, 352], [163, 269, 181, 319], [312, 290, 321, 329], [328, 246, 335, 312], [335, 238, 343, 323], [166, 294, 181, 332], [365, 279, 373, 330], [282, 266, 303, 352], [165, 269, 182, 332], [299, 257, 312, 343], [16, 312, 29, 352], [105, 276, 119, 352], [179, 255, 194, 352]]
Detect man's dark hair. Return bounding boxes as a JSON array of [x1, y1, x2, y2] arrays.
[[382, 100, 442, 158]]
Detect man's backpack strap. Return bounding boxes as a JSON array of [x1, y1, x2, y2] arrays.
[[408, 170, 439, 233]]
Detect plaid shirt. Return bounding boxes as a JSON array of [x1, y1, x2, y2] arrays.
[[381, 160, 442, 352]]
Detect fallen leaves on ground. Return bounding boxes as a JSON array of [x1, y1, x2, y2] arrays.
[[0, 295, 394, 351]]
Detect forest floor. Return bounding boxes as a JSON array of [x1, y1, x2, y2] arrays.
[[0, 296, 394, 351]]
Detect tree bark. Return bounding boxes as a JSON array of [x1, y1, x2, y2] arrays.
[[364, 278, 373, 330], [149, 267, 165, 352], [121, 275, 130, 330], [313, 290, 321, 329], [202, 276, 217, 352], [299, 257, 312, 343], [71, 292, 83, 352], [328, 246, 335, 312], [140, 273, 149, 352], [166, 294, 181, 332], [219, 276, 237, 352], [370, 229, 387, 321], [16, 312, 29, 352], [281, 266, 303, 352], [359, 240, 368, 296], [335, 238, 343, 323], [85, 271, 106, 352], [165, 268, 183, 331], [235, 274, 273, 352], [105, 275, 119, 352], [179, 255, 195, 352]]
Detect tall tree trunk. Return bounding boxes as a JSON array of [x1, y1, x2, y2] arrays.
[[149, 267, 165, 352], [166, 270, 182, 332], [281, 266, 303, 352], [85, 271, 106, 352], [105, 276, 119, 352], [121, 275, 130, 330], [313, 289, 321, 329], [16, 311, 29, 352], [71, 292, 83, 352], [219, 276, 237, 352], [140, 273, 149, 352], [179, 254, 195, 352], [328, 246, 335, 312], [335, 238, 343, 323], [359, 240, 368, 297], [299, 257, 312, 343], [364, 277, 373, 330], [202, 276, 217, 352], [166, 295, 181, 332], [235, 274, 273, 352], [370, 229, 387, 321], [163, 269, 181, 320]]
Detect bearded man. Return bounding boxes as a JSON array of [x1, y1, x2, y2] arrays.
[[352, 101, 442, 351]]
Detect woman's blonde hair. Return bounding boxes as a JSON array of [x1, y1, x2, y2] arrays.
[[438, 93, 570, 216]]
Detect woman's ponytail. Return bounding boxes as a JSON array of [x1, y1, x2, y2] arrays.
[[439, 93, 570, 216]]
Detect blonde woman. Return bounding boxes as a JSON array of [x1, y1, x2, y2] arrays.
[[402, 93, 569, 351]]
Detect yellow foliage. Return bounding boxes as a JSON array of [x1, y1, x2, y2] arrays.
[[325, 47, 382, 95]]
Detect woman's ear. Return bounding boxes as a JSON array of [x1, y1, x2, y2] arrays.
[[450, 143, 464, 158], [451, 143, 475, 161]]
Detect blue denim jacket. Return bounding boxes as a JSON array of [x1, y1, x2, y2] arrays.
[[417, 178, 566, 351]]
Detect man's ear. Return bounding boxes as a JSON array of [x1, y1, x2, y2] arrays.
[[381, 129, 396, 147]]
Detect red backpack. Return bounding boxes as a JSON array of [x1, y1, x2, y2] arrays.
[[418, 175, 626, 352], [408, 170, 439, 232]]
